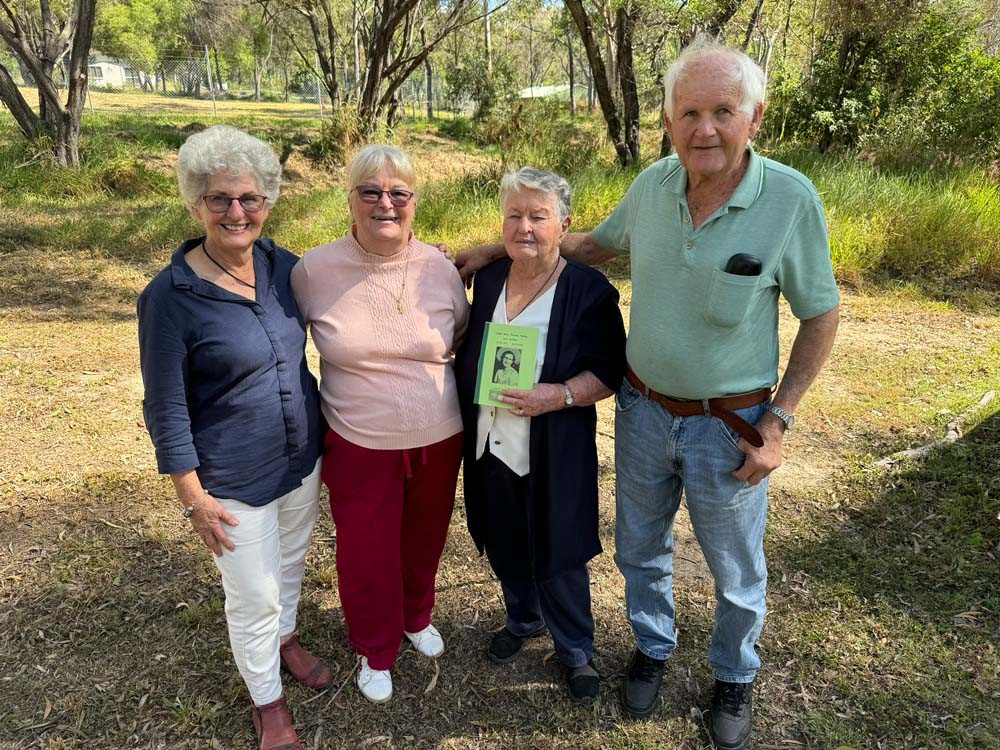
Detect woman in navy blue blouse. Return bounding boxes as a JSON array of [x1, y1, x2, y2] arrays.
[[137, 126, 325, 750]]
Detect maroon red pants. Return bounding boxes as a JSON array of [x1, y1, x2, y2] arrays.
[[321, 429, 463, 670]]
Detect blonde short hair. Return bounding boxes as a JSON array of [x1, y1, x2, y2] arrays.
[[348, 144, 416, 189]]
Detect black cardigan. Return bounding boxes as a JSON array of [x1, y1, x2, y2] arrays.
[[455, 258, 627, 580]]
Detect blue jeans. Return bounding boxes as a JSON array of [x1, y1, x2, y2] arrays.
[[613, 377, 769, 683]]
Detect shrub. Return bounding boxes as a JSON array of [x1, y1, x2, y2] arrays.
[[472, 99, 608, 175], [96, 157, 167, 197], [304, 108, 365, 166], [436, 117, 475, 141]]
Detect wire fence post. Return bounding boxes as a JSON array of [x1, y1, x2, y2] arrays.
[[315, 53, 324, 116], [204, 46, 217, 117]]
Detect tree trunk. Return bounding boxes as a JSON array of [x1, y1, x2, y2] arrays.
[[483, 0, 492, 77], [743, 0, 767, 50], [0, 0, 96, 166], [213, 47, 223, 92], [0, 62, 42, 140], [616, 5, 639, 163], [353, 0, 362, 101], [656, 72, 671, 159], [564, 0, 632, 166], [423, 28, 433, 119], [705, 0, 746, 38], [357, 0, 470, 133], [568, 32, 575, 116], [305, 0, 340, 107], [343, 49, 349, 103]]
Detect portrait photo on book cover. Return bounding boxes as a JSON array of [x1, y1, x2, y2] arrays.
[[492, 347, 521, 386]]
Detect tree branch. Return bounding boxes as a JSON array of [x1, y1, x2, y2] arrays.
[[0, 59, 41, 139]]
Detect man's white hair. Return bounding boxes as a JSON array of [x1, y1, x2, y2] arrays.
[[663, 34, 766, 120]]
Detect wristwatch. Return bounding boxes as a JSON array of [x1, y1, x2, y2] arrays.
[[562, 383, 574, 407], [764, 404, 794, 431]]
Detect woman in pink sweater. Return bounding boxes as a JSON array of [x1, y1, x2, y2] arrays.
[[291, 145, 468, 703]]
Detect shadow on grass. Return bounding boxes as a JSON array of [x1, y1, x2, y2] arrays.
[[1, 469, 721, 750], [0, 246, 150, 324], [767, 412, 1000, 748]]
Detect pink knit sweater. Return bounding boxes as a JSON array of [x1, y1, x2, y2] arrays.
[[291, 233, 469, 450]]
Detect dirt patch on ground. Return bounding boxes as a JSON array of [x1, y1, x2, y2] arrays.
[[1, 279, 998, 749]]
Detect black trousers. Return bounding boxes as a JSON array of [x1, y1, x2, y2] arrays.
[[482, 451, 594, 667]]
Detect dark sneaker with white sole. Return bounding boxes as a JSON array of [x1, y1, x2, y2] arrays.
[[620, 648, 666, 718], [710, 679, 753, 750]]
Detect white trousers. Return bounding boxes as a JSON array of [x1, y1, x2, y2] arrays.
[[212, 459, 321, 705]]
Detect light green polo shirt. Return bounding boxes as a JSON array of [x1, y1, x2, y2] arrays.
[[593, 146, 839, 399]]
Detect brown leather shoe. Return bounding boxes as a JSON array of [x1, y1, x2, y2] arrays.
[[280, 634, 333, 690], [251, 696, 303, 750]]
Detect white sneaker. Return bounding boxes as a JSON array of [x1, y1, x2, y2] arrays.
[[404, 623, 445, 658], [357, 656, 392, 703]]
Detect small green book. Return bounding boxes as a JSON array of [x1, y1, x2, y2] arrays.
[[474, 322, 540, 408]]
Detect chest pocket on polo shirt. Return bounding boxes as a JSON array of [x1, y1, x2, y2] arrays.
[[704, 267, 760, 328]]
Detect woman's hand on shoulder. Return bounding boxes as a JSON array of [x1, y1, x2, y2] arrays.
[[188, 495, 240, 557], [500, 383, 566, 417]]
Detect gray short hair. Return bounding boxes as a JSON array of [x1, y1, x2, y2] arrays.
[[499, 167, 572, 221], [663, 34, 766, 120], [176, 125, 282, 208], [348, 144, 416, 189]]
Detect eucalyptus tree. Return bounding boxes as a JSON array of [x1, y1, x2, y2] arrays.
[[0, 0, 96, 166], [563, 0, 640, 165], [355, 0, 477, 131]]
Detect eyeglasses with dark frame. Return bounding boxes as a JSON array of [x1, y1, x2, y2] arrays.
[[353, 186, 415, 207], [201, 194, 269, 213]]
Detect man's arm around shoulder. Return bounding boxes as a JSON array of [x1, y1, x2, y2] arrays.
[[453, 232, 616, 286], [560, 232, 616, 267]]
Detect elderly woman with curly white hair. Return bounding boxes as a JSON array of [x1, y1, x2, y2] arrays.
[[138, 125, 329, 750]]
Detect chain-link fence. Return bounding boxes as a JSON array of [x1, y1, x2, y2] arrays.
[[2, 48, 471, 120]]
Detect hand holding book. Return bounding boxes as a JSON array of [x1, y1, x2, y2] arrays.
[[498, 382, 568, 417]]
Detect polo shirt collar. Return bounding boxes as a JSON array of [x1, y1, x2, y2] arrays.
[[728, 144, 764, 209], [169, 237, 275, 298], [660, 144, 764, 210]]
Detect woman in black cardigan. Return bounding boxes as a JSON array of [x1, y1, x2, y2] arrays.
[[454, 167, 626, 704]]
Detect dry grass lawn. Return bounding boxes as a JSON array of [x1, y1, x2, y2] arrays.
[[1, 119, 998, 750]]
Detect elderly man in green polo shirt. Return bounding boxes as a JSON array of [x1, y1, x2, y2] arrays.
[[456, 35, 838, 750]]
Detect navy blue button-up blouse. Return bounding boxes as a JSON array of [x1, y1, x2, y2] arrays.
[[137, 237, 323, 506]]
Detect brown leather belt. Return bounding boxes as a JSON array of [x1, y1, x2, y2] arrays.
[[625, 369, 769, 448]]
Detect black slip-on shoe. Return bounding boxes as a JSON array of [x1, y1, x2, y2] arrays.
[[487, 625, 547, 664], [566, 660, 600, 705]]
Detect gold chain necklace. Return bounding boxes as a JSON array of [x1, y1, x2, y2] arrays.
[[395, 264, 407, 314]]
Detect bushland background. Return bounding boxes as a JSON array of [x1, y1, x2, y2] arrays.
[[1, 1, 999, 749]]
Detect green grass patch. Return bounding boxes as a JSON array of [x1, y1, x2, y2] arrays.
[[5, 113, 999, 297], [768, 146, 1000, 288], [767, 408, 1000, 748]]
